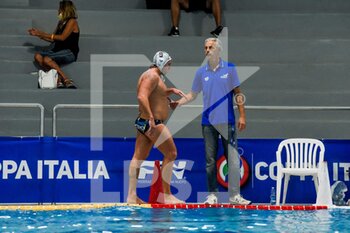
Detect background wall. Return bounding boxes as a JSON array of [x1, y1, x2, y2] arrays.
[[0, 137, 348, 204]]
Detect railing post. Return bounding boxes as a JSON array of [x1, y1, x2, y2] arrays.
[[0, 103, 45, 137]]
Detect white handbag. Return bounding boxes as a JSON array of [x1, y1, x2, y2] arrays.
[[38, 69, 58, 89]]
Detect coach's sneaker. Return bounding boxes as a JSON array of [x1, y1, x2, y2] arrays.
[[229, 194, 251, 205], [168, 26, 180, 37], [204, 193, 218, 204]]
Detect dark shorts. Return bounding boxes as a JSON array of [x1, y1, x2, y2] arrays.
[[39, 49, 76, 65], [187, 0, 211, 13], [135, 117, 164, 134]]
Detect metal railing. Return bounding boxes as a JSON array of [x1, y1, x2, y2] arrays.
[[53, 104, 140, 137], [0, 103, 45, 137], [0, 103, 348, 137], [52, 104, 350, 137]]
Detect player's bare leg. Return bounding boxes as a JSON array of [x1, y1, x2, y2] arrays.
[[146, 124, 185, 204], [127, 132, 153, 204]]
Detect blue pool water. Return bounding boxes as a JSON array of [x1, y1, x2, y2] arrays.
[[0, 207, 349, 232]]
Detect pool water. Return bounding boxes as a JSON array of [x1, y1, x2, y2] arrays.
[[0, 206, 349, 232]]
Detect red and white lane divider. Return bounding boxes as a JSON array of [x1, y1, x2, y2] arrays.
[[150, 203, 328, 210]]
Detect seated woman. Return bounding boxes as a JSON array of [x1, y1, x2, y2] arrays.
[[28, 0, 79, 88]]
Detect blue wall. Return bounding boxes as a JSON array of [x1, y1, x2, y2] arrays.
[[0, 137, 348, 204]]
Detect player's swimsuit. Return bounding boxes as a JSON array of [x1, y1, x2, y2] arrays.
[[134, 117, 164, 134]]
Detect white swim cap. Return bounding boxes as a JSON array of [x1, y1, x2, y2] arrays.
[[153, 51, 172, 73]]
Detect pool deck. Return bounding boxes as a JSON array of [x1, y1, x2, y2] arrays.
[[0, 203, 340, 211]]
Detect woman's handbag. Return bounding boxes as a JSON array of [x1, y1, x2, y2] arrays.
[[38, 69, 58, 89]]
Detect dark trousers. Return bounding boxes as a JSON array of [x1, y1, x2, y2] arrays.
[[202, 124, 240, 198]]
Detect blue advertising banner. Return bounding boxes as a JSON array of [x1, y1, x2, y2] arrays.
[[0, 137, 348, 204]]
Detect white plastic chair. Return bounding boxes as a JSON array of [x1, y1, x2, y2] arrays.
[[275, 138, 325, 205]]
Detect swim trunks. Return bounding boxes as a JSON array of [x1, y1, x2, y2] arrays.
[[135, 117, 164, 134]]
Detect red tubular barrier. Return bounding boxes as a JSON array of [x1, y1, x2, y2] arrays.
[[148, 160, 164, 204]]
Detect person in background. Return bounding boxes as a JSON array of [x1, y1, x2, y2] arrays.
[[28, 0, 79, 88], [168, 0, 223, 37], [173, 38, 251, 205], [127, 51, 186, 204]]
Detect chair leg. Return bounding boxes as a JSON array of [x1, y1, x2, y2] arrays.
[[282, 174, 290, 205], [313, 175, 319, 193], [276, 171, 283, 205]]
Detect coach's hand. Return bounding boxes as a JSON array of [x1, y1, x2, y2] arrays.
[[169, 101, 179, 110], [237, 116, 246, 131]]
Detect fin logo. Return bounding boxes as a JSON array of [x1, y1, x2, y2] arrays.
[[216, 155, 250, 188], [138, 160, 188, 180], [220, 73, 228, 79]]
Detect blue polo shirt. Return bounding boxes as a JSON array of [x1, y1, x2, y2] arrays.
[[191, 59, 240, 125]]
